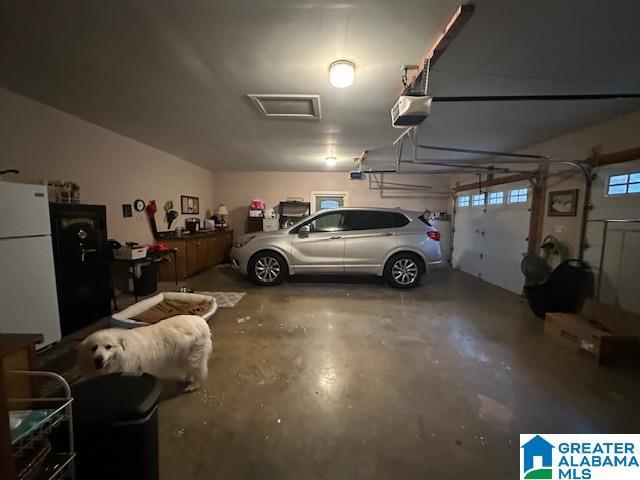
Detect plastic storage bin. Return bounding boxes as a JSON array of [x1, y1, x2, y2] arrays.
[[72, 373, 163, 480], [113, 246, 148, 260]]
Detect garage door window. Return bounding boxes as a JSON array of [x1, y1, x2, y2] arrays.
[[607, 172, 640, 195], [508, 188, 528, 203], [472, 193, 485, 207], [458, 195, 470, 207], [488, 191, 504, 205]]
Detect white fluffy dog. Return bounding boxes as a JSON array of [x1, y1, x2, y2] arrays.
[[78, 315, 212, 392]]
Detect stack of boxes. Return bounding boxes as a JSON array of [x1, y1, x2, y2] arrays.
[[249, 198, 264, 218]]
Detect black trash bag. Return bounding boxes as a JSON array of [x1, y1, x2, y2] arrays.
[[524, 259, 592, 319]]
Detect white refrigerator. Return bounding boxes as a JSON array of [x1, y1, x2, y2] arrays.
[[0, 182, 62, 348]]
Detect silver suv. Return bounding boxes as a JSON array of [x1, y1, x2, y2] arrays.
[[230, 207, 442, 288]]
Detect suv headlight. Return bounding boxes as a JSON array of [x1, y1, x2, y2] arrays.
[[233, 235, 256, 248]]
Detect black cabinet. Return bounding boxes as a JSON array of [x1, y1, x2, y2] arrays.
[[50, 204, 111, 335], [278, 201, 310, 229], [247, 217, 263, 233]]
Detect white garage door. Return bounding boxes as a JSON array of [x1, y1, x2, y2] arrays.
[[453, 182, 531, 293], [583, 161, 640, 314]]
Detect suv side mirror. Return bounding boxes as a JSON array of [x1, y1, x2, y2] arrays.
[[298, 225, 310, 238]]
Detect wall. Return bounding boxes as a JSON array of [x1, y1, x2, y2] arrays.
[[0, 87, 214, 244], [211, 171, 451, 235]]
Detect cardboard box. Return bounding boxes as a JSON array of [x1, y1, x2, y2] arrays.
[[544, 300, 640, 366]]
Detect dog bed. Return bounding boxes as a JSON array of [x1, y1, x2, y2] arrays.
[[111, 292, 217, 329]]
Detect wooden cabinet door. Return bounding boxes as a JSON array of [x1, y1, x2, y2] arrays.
[[186, 239, 200, 276], [222, 231, 233, 261], [247, 218, 263, 232], [211, 236, 224, 265], [163, 234, 232, 277], [208, 236, 218, 266], [158, 239, 188, 280], [211, 236, 218, 267], [198, 237, 212, 270], [173, 240, 188, 279]]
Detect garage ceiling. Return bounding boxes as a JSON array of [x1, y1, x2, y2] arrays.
[[1, 0, 639, 172]]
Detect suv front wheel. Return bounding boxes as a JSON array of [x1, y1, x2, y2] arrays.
[[248, 251, 288, 286], [384, 253, 423, 289]]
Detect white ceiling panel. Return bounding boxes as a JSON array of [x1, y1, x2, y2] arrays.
[[1, 0, 639, 171]]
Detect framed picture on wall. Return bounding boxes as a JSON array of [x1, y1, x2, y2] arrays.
[[548, 189, 578, 216], [181, 195, 200, 214]]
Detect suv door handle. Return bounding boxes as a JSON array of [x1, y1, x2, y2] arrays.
[[329, 236, 342, 240], [382, 232, 395, 236]]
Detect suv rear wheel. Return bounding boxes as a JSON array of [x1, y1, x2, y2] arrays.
[[248, 251, 288, 286], [384, 253, 423, 289]]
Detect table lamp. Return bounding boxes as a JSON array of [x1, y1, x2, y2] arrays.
[[216, 204, 229, 229]]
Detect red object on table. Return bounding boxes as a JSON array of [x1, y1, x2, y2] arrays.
[[147, 242, 169, 253]]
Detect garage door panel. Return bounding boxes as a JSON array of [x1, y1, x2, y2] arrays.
[[482, 195, 530, 293], [453, 183, 531, 294], [453, 246, 482, 277], [587, 222, 640, 314], [481, 250, 526, 292], [584, 161, 640, 314], [452, 206, 484, 277], [583, 221, 604, 288]]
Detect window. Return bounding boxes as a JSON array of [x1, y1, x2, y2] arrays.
[[312, 191, 348, 212], [472, 193, 485, 207], [509, 188, 528, 203], [607, 172, 640, 195], [318, 199, 340, 209], [458, 195, 470, 207], [417, 214, 432, 227], [391, 213, 411, 228], [343, 211, 406, 230], [306, 211, 345, 232], [488, 191, 504, 205]]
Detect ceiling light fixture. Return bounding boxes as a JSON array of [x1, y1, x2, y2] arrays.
[[329, 60, 355, 88], [325, 143, 338, 167]]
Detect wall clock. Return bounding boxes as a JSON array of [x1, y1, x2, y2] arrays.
[[134, 199, 146, 212]]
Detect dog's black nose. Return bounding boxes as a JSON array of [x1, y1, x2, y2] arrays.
[[94, 356, 104, 369]]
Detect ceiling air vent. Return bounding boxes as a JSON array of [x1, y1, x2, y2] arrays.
[[247, 94, 321, 120]]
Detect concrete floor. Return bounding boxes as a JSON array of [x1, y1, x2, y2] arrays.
[[156, 266, 640, 479]]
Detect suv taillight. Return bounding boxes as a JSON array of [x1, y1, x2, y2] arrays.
[[426, 231, 441, 241]]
